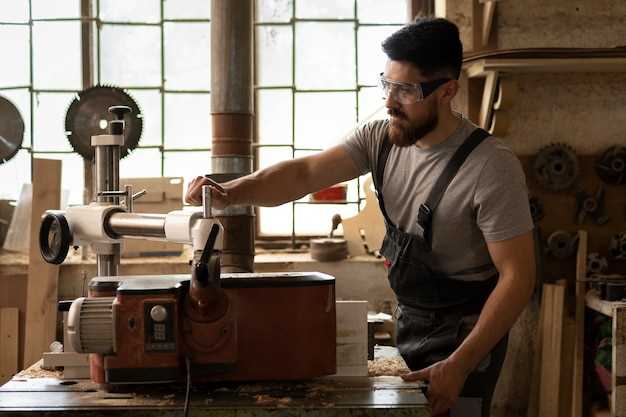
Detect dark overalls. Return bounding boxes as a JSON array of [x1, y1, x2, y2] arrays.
[[373, 128, 509, 417]]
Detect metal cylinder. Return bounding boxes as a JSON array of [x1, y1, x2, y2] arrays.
[[108, 212, 167, 239], [211, 0, 255, 273], [95, 146, 120, 204], [97, 253, 119, 277]]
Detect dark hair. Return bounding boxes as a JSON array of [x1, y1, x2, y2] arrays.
[[381, 18, 463, 80]]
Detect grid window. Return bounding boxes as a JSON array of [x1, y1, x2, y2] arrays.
[[255, 0, 405, 240]]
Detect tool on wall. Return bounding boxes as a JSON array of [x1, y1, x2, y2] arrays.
[[609, 232, 626, 260], [65, 85, 143, 160], [545, 229, 578, 260], [595, 146, 626, 185], [39, 104, 336, 387], [532, 143, 579, 191], [0, 95, 24, 164], [529, 196, 544, 223], [575, 186, 609, 225], [587, 252, 609, 275]]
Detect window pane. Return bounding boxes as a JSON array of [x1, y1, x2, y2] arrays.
[[127, 89, 160, 147], [165, 0, 211, 20], [0, 89, 31, 147], [358, 25, 401, 86], [33, 153, 84, 205], [258, 146, 291, 170], [99, 0, 160, 23], [295, 22, 355, 89], [294, 92, 356, 149], [33, 22, 81, 90], [357, 0, 406, 23], [295, 203, 358, 236], [100, 25, 161, 87], [164, 151, 211, 193], [120, 148, 161, 178], [256, 26, 292, 87], [296, 0, 353, 19], [33, 92, 75, 152], [259, 204, 292, 236], [32, 0, 79, 19], [164, 93, 211, 149], [358, 86, 385, 123], [0, 150, 30, 200], [257, 89, 292, 145], [164, 22, 211, 90], [0, 0, 28, 22], [0, 26, 30, 87], [256, 0, 292, 23]]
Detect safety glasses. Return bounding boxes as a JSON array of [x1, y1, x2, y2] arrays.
[[378, 73, 451, 104]]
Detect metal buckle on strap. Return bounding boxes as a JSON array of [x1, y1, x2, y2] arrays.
[[415, 203, 432, 252]]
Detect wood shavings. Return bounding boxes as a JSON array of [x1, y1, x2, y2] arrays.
[[368, 356, 410, 376], [15, 364, 62, 379], [253, 394, 293, 407]]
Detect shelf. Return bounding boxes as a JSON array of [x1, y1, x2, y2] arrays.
[[585, 289, 626, 317]]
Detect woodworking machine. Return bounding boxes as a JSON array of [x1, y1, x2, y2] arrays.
[[39, 104, 336, 386]]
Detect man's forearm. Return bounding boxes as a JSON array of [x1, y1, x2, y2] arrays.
[[447, 272, 534, 375], [224, 158, 313, 207]]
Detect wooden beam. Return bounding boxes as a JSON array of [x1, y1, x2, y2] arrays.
[[464, 57, 626, 78], [23, 158, 62, 368], [478, 71, 498, 130], [0, 308, 19, 385], [571, 230, 587, 417], [481, 0, 496, 48], [539, 283, 565, 417]]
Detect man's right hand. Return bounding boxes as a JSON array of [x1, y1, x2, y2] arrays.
[[184, 176, 230, 209]]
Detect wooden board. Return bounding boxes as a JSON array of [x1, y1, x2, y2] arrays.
[[335, 301, 368, 376], [23, 159, 62, 369], [539, 283, 565, 417], [341, 177, 385, 257], [572, 230, 587, 417], [0, 308, 19, 385], [3, 184, 32, 253]]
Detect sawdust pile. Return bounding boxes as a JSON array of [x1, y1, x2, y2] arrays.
[[15, 363, 62, 379], [368, 356, 410, 376]]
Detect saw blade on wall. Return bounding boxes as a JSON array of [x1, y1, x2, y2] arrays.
[[0, 95, 25, 164]]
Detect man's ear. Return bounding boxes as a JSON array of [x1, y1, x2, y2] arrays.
[[439, 80, 459, 104]]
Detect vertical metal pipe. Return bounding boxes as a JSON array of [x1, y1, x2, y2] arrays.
[[211, 0, 255, 273], [94, 144, 120, 276]]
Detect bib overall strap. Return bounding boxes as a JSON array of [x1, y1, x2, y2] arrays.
[[373, 136, 394, 225], [417, 127, 490, 251]]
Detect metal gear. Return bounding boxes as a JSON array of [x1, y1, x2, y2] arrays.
[[65, 85, 142, 160], [532, 143, 579, 191], [595, 146, 626, 185], [609, 233, 626, 260], [0, 95, 25, 164], [587, 252, 608, 275], [545, 230, 578, 260]]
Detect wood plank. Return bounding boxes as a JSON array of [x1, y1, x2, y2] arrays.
[[539, 283, 565, 417], [481, 0, 496, 48], [586, 290, 626, 317], [0, 308, 19, 385], [571, 230, 587, 417], [464, 57, 626, 78], [23, 158, 62, 368], [478, 70, 499, 130], [612, 306, 626, 417], [527, 292, 545, 417]]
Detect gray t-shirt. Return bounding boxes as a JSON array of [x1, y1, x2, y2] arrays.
[[341, 117, 533, 281]]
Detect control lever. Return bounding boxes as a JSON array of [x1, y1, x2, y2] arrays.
[[193, 223, 221, 287], [98, 185, 147, 212]]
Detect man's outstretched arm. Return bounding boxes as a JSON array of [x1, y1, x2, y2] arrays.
[[402, 230, 536, 414], [185, 145, 361, 208]]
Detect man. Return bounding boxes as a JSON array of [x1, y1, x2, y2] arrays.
[[186, 18, 535, 416]]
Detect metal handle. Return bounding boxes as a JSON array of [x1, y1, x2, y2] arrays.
[[202, 185, 211, 219], [98, 187, 147, 212]]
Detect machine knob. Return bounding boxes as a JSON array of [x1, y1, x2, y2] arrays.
[[150, 305, 168, 322]]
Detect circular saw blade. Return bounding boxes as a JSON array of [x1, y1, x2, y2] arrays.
[[0, 95, 25, 164], [65, 85, 143, 160]]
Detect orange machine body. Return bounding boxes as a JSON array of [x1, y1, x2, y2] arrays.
[[87, 273, 336, 385]]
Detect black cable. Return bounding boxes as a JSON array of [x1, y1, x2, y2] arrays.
[[184, 356, 191, 417]]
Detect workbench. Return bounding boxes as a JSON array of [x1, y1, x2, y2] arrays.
[[0, 367, 429, 417]]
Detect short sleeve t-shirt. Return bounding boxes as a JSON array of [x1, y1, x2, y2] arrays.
[[340, 117, 533, 281]]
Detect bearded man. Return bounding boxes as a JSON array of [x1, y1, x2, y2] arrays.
[[186, 17, 535, 417]]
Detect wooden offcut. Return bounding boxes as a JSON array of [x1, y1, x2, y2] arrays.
[[0, 308, 19, 385], [23, 158, 62, 368], [571, 230, 587, 417]]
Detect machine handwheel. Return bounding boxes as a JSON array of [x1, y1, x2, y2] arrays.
[[39, 212, 72, 264]]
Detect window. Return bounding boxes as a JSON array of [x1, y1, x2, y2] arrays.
[[255, 0, 405, 241], [0, 0, 406, 241]]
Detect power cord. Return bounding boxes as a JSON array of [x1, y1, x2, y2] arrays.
[[184, 356, 192, 417]]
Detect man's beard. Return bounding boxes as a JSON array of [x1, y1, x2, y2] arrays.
[[388, 108, 438, 147]]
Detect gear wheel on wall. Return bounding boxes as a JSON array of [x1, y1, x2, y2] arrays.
[[595, 146, 626, 185], [545, 230, 578, 260], [65, 85, 143, 160], [532, 143, 579, 191], [0, 95, 25, 164], [609, 233, 626, 260]]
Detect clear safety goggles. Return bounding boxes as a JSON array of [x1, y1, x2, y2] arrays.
[[378, 73, 451, 104]]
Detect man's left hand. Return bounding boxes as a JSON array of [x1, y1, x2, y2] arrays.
[[401, 358, 469, 415]]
